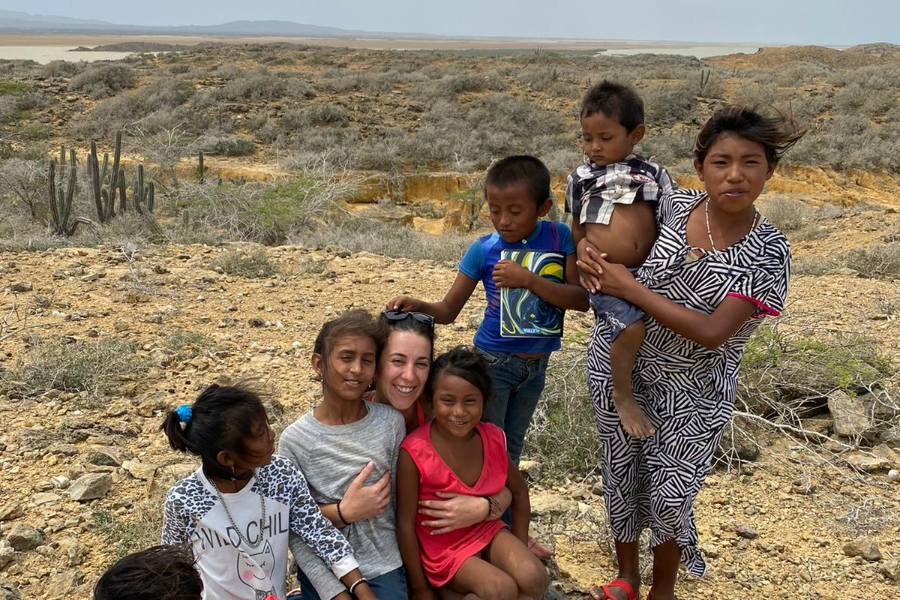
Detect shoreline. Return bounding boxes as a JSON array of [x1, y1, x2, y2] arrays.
[[0, 32, 769, 52]]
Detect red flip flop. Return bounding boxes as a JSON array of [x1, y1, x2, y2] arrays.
[[588, 578, 636, 600]]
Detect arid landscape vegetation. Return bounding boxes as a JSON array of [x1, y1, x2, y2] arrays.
[[0, 40, 899, 599]]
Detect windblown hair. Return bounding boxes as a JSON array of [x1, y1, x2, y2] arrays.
[[580, 80, 645, 132], [160, 383, 268, 481], [93, 545, 203, 600], [693, 105, 808, 166], [484, 155, 551, 207], [426, 346, 492, 404], [314, 309, 387, 367]]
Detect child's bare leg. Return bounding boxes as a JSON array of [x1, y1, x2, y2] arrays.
[[650, 539, 681, 600], [483, 529, 549, 598], [446, 555, 518, 600], [610, 320, 655, 439]]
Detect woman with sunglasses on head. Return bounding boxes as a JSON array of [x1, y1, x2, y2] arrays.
[[374, 311, 513, 538]]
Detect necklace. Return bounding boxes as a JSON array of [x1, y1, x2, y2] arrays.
[[210, 469, 266, 549], [705, 196, 760, 253]]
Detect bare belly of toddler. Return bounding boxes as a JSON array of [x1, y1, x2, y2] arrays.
[[583, 201, 657, 268]]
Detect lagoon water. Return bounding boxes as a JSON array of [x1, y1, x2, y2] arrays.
[[0, 46, 134, 63], [601, 45, 760, 58]]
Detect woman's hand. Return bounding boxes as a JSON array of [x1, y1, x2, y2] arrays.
[[585, 251, 639, 299], [492, 259, 534, 289], [340, 461, 390, 524], [575, 238, 603, 293], [418, 492, 490, 535]]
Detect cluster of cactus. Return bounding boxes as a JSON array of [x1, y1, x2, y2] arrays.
[[133, 164, 155, 214], [86, 131, 155, 219], [45, 132, 158, 236], [87, 131, 122, 223], [48, 148, 80, 236]]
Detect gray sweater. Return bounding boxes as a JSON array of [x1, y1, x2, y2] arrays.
[[279, 402, 405, 600]]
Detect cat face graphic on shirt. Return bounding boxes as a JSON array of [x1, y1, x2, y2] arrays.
[[236, 540, 276, 593]]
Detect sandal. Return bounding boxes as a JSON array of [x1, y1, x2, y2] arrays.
[[528, 536, 553, 559], [588, 578, 636, 600]]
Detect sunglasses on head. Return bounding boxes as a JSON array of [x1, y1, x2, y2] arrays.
[[382, 310, 435, 328]]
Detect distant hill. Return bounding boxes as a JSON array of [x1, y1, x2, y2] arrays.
[[0, 10, 437, 40]]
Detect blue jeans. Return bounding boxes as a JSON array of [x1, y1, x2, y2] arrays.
[[476, 347, 550, 466], [293, 566, 407, 600]]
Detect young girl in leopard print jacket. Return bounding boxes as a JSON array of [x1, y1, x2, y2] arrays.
[[160, 384, 377, 600]]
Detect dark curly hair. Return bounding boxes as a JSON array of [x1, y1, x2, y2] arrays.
[[426, 346, 492, 404], [93, 545, 202, 600]]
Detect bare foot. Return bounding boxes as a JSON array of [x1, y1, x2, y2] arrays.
[[612, 392, 656, 439]]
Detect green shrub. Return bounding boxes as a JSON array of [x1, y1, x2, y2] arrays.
[[2, 338, 148, 398], [845, 243, 900, 279], [201, 134, 255, 156], [526, 349, 602, 479], [67, 63, 137, 97], [292, 215, 472, 262], [212, 250, 279, 278], [739, 325, 892, 416]]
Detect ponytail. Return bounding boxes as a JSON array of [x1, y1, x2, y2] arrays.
[[158, 383, 267, 481]]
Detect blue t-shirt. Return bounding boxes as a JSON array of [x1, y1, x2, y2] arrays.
[[458, 220, 575, 354]]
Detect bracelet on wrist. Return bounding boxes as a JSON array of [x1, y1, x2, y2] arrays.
[[336, 499, 350, 527], [349, 576, 368, 595], [482, 495, 493, 522]]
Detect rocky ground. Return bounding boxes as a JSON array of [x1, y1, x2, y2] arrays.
[[0, 201, 899, 599]]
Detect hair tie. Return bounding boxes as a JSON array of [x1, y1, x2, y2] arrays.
[[174, 404, 192, 424]]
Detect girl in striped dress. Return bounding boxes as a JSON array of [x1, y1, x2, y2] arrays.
[[577, 105, 806, 600]]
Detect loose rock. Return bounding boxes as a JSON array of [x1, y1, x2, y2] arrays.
[[6, 524, 42, 551], [828, 390, 872, 437], [0, 577, 21, 600], [0, 504, 23, 523], [843, 536, 882, 561], [8, 282, 32, 293], [735, 523, 759, 540], [68, 473, 112, 501]]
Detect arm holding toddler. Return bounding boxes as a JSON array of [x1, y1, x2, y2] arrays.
[[579, 248, 757, 350]]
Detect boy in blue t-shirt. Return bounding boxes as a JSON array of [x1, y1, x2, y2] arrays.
[[387, 155, 588, 466]]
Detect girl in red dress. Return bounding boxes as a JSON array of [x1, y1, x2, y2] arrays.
[[396, 347, 548, 600]]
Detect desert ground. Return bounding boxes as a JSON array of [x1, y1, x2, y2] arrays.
[[0, 37, 898, 599]]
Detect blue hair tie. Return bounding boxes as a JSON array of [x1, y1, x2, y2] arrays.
[[174, 404, 192, 424]]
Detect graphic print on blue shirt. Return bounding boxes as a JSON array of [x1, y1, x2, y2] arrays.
[[458, 220, 574, 354]]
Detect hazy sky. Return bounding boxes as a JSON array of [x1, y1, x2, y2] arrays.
[[3, 0, 899, 46]]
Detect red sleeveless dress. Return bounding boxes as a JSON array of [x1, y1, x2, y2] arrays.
[[400, 421, 508, 586]]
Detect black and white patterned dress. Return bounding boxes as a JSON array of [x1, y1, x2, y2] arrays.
[[587, 189, 790, 576]]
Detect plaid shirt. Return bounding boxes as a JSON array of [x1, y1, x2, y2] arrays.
[[565, 154, 676, 225]]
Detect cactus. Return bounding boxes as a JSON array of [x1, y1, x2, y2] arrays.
[[88, 131, 121, 222], [699, 69, 712, 94], [198, 151, 204, 184], [134, 164, 155, 215], [47, 149, 90, 237]]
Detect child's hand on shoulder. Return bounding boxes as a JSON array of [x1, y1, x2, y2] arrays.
[[386, 295, 423, 312], [492, 259, 534, 289]]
